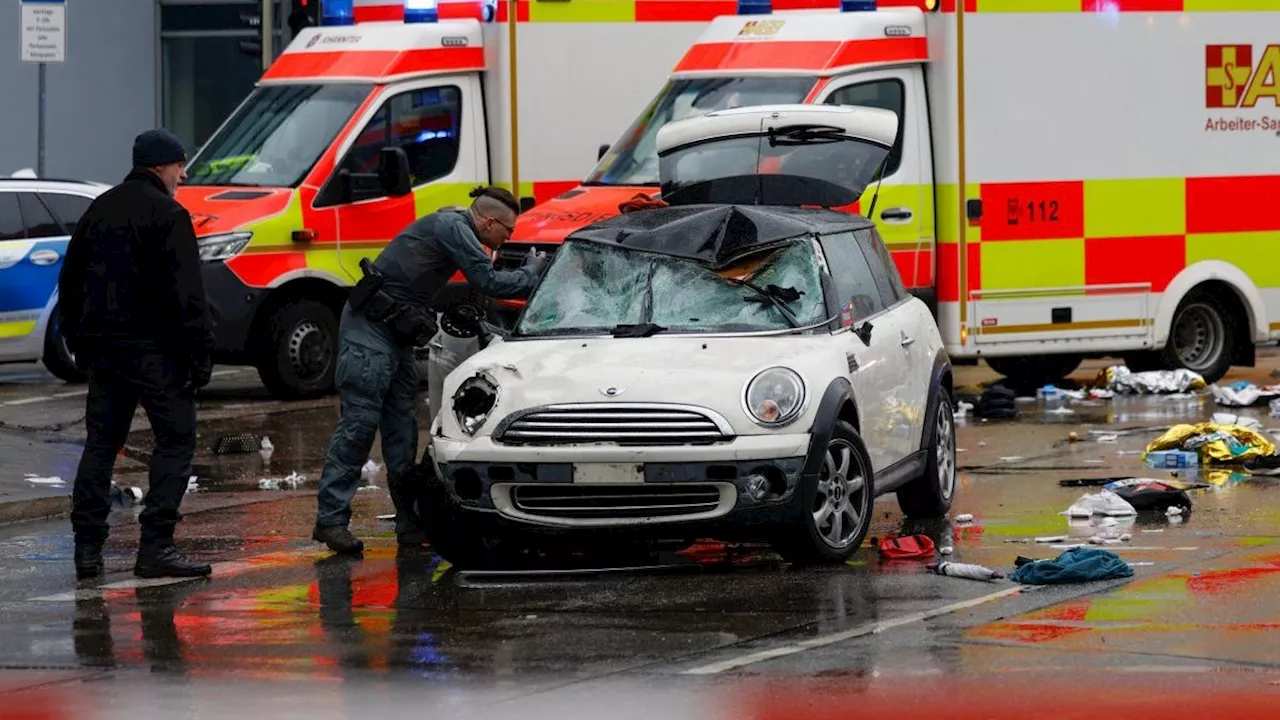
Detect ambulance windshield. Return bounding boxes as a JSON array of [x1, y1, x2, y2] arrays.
[[584, 76, 816, 187], [186, 83, 372, 188]]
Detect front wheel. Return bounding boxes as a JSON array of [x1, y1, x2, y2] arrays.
[[897, 387, 957, 518], [1162, 291, 1235, 383], [255, 299, 338, 399], [773, 421, 875, 565], [42, 307, 85, 384]]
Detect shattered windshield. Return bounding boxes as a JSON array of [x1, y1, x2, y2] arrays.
[[186, 83, 371, 188], [515, 239, 827, 337], [584, 76, 817, 187]]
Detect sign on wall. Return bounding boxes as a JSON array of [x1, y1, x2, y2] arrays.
[[20, 0, 66, 64]]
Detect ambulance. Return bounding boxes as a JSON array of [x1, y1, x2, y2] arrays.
[[506, 0, 1280, 387], [178, 0, 707, 398]]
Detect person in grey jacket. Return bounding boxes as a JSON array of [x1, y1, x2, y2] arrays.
[[312, 186, 547, 555]]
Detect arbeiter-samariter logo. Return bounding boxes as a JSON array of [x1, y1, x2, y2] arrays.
[[1205, 44, 1280, 134]]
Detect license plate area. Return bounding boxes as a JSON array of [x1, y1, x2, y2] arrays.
[[572, 463, 644, 484]]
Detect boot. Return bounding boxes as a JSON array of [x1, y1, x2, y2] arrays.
[[75, 542, 104, 581], [134, 544, 212, 579], [312, 524, 364, 555]]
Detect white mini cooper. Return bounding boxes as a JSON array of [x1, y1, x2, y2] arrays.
[[423, 105, 956, 568]]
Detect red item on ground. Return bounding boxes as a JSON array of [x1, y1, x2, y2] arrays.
[[879, 534, 937, 560]]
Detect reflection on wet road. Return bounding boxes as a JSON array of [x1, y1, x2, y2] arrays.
[[0, 362, 1279, 715]]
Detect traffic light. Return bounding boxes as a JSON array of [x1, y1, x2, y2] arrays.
[[289, 0, 319, 38]]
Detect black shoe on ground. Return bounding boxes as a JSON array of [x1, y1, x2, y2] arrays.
[[312, 524, 364, 554], [1244, 454, 1280, 476], [75, 543, 104, 581], [134, 545, 212, 579]]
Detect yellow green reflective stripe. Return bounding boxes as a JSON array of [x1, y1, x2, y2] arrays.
[[1188, 231, 1280, 287], [1084, 179, 1185, 238], [976, 0, 1079, 12], [241, 191, 306, 251], [529, 0, 634, 22], [0, 320, 36, 339], [935, 183, 982, 244], [980, 238, 1084, 291]]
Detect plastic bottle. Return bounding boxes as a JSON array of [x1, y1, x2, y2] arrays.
[[927, 561, 1005, 581]]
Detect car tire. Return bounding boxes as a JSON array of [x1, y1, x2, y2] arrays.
[[896, 387, 957, 519], [985, 354, 1082, 388], [42, 307, 86, 384], [255, 300, 338, 400], [773, 420, 875, 565], [416, 463, 511, 570], [1161, 290, 1235, 384]]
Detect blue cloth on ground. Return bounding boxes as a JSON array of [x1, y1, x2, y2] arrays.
[[1009, 547, 1134, 585]]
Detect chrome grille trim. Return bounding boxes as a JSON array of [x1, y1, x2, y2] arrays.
[[492, 482, 738, 526], [493, 403, 735, 446]]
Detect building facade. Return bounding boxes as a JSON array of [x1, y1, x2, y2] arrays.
[[2, 0, 288, 184]]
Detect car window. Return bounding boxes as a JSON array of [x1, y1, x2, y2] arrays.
[[818, 231, 886, 325], [0, 194, 23, 241], [38, 193, 92, 235], [337, 84, 462, 191], [857, 227, 907, 307], [18, 193, 63, 239], [824, 79, 905, 178]]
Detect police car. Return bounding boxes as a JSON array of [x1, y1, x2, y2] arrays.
[[0, 171, 109, 382]]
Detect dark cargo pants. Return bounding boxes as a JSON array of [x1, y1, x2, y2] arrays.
[[315, 305, 422, 538], [70, 351, 197, 548]]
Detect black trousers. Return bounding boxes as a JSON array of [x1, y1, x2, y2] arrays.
[[70, 352, 196, 548]]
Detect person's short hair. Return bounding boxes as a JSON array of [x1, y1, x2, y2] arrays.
[[469, 185, 520, 218]]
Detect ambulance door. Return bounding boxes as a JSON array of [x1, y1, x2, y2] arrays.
[[320, 75, 485, 280], [817, 67, 935, 313]]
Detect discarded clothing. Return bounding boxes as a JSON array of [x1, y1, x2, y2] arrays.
[[1009, 547, 1134, 585], [1211, 381, 1280, 408], [1145, 422, 1276, 464], [1102, 478, 1195, 513], [1099, 365, 1205, 395]]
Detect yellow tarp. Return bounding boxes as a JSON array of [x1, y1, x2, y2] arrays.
[[1145, 422, 1276, 464]]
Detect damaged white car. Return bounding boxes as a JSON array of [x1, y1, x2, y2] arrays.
[[422, 104, 956, 568]]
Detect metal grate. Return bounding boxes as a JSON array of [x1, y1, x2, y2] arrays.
[[495, 404, 732, 446], [510, 484, 723, 520]]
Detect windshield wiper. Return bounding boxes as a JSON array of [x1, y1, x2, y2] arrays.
[[731, 279, 803, 329], [610, 322, 667, 338]]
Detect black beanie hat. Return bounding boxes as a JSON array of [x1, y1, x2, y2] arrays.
[[132, 128, 187, 168]]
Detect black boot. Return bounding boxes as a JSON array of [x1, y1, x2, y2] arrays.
[[134, 544, 212, 579], [75, 543, 104, 581], [312, 524, 364, 555]]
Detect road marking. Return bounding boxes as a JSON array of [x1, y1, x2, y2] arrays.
[[0, 369, 247, 408], [681, 585, 1025, 675]]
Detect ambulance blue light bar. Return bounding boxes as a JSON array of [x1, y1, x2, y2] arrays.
[[840, 0, 877, 10], [737, 0, 772, 14], [322, 0, 355, 25], [405, 0, 440, 22]]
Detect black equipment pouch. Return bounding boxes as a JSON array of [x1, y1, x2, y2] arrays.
[[350, 258, 386, 312], [389, 306, 438, 348]]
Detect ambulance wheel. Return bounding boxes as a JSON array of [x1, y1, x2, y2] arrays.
[[1163, 290, 1234, 384], [42, 307, 85, 384], [256, 300, 338, 400], [985, 355, 1082, 388], [772, 421, 875, 565]]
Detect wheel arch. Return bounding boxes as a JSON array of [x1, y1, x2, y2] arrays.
[[1155, 262, 1267, 347], [917, 351, 953, 453], [248, 276, 350, 352], [802, 377, 861, 481]]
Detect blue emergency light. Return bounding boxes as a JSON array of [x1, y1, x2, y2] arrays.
[[322, 0, 355, 25], [405, 0, 440, 23], [840, 0, 877, 10], [736, 0, 772, 14]]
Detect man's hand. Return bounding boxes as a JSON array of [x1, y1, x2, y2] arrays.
[[187, 354, 213, 392], [523, 248, 550, 277]]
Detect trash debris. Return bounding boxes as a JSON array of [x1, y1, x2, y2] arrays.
[[24, 474, 64, 485], [1210, 381, 1280, 408], [1062, 490, 1137, 518], [361, 460, 382, 479], [1035, 535, 1068, 543], [1145, 422, 1276, 464], [1102, 478, 1197, 514], [213, 433, 265, 455], [928, 561, 1004, 581], [377, 514, 397, 521], [109, 484, 143, 506], [938, 546, 954, 555], [999, 455, 1025, 463], [259, 436, 274, 461], [955, 400, 973, 418], [186, 476, 200, 494], [1008, 547, 1134, 585], [1067, 431, 1080, 443], [1099, 365, 1206, 395], [1211, 411, 1262, 430], [259, 471, 306, 490], [878, 534, 936, 560], [974, 385, 1018, 419], [357, 484, 379, 492], [1144, 450, 1199, 469], [1096, 433, 1119, 443], [955, 513, 974, 523], [1165, 505, 1184, 517], [1037, 385, 1066, 412]]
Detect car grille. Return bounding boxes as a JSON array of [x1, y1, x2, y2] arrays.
[[494, 242, 559, 272], [495, 404, 733, 446], [509, 483, 727, 520]]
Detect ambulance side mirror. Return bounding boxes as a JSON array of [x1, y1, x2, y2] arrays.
[[598, 143, 610, 161], [379, 147, 412, 197], [520, 196, 536, 213]]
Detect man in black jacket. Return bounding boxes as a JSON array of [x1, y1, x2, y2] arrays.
[[59, 128, 215, 581]]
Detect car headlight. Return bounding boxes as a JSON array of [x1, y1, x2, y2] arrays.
[[453, 372, 499, 435], [197, 232, 252, 262], [744, 367, 806, 427]]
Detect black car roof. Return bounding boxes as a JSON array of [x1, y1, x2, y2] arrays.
[[565, 203, 873, 270]]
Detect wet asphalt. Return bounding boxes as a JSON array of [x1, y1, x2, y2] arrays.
[[0, 357, 1278, 717]]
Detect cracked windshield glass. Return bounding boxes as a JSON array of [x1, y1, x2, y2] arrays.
[[516, 240, 826, 335]]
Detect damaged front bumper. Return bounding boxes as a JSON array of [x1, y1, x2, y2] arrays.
[[430, 434, 812, 534]]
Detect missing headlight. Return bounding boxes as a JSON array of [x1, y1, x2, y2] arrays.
[[453, 373, 499, 435]]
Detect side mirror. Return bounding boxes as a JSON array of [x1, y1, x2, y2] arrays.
[[597, 143, 611, 161], [519, 196, 536, 213], [855, 320, 874, 346], [378, 147, 412, 197]]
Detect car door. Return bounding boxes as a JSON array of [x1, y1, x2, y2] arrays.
[[319, 77, 484, 281], [34, 190, 95, 348], [818, 231, 909, 472], [856, 226, 930, 458], [0, 191, 71, 357]]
